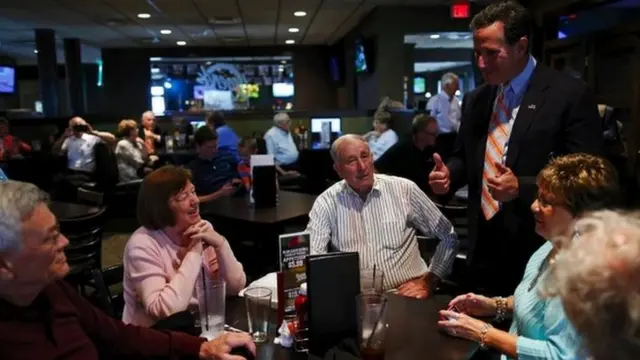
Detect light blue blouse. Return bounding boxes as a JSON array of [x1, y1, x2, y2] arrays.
[[502, 241, 582, 360]]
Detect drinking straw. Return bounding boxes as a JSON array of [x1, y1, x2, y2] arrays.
[[366, 296, 387, 349], [201, 267, 209, 331], [372, 264, 377, 291]]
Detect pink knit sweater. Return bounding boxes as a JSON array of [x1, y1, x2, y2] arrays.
[[121, 223, 246, 327]]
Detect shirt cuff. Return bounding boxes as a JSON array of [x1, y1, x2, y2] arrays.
[[516, 335, 548, 359], [169, 331, 207, 358]]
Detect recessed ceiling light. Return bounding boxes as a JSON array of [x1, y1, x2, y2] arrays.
[[176, 40, 187, 46], [285, 39, 295, 44], [429, 34, 441, 39], [33, 50, 38, 54], [137, 13, 151, 19], [160, 29, 172, 35], [288, 28, 299, 33], [294, 11, 307, 17]]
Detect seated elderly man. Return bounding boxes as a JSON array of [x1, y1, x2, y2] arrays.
[[543, 210, 640, 360], [0, 180, 255, 360], [307, 134, 458, 298], [264, 112, 300, 177], [52, 116, 116, 175]]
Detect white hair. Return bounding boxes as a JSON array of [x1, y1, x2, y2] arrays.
[[441, 72, 459, 86], [0, 181, 49, 254], [141, 110, 154, 120], [273, 112, 290, 125], [542, 210, 640, 360], [330, 134, 367, 162]]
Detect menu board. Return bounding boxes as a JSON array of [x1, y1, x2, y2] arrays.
[[278, 231, 310, 316]]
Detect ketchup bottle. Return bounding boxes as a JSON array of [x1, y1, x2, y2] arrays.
[[294, 283, 308, 330]]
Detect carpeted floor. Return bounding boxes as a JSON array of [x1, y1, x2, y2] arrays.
[[102, 233, 130, 269]]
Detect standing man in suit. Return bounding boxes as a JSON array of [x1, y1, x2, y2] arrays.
[[428, 1, 603, 296]]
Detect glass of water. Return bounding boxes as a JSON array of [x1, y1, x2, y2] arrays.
[[360, 267, 385, 294], [244, 287, 272, 342], [195, 277, 226, 340]]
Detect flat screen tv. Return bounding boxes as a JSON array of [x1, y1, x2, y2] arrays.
[[272, 82, 294, 98], [0, 66, 15, 94], [414, 77, 426, 93], [354, 38, 369, 73]]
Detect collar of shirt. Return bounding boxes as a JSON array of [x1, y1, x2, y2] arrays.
[[501, 55, 537, 107], [339, 174, 383, 198]]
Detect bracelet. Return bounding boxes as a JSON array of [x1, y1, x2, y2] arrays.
[[479, 323, 493, 349], [493, 297, 507, 322]]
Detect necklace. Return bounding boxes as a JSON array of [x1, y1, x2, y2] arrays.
[[528, 247, 558, 292]]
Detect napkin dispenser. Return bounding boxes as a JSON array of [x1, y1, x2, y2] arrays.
[[252, 165, 277, 208], [306, 252, 360, 357]]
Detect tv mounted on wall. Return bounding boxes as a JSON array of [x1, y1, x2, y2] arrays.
[[354, 37, 371, 73], [0, 66, 16, 94]]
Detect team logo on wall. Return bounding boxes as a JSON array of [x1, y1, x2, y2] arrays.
[[196, 63, 248, 91]]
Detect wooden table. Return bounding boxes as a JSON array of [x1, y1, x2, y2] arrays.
[[200, 191, 317, 279], [225, 294, 477, 360], [200, 191, 317, 224], [49, 201, 104, 221]]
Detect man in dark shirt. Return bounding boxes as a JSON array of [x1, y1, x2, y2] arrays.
[[374, 114, 438, 196], [0, 180, 255, 360], [188, 126, 242, 203]]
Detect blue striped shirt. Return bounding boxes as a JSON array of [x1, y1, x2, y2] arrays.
[[306, 174, 458, 288], [505, 241, 582, 360]]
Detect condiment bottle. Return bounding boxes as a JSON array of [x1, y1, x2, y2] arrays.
[[294, 283, 308, 330]]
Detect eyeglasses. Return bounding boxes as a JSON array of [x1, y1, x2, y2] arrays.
[[174, 188, 197, 202]]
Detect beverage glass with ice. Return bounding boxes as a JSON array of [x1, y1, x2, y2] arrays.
[[358, 293, 388, 360], [195, 276, 226, 340]]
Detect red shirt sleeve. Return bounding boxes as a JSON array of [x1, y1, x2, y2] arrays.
[[56, 281, 205, 359]]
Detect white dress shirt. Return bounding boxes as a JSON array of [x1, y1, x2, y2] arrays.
[[368, 129, 398, 161], [307, 174, 458, 289], [427, 92, 461, 134], [115, 138, 146, 182], [61, 133, 101, 172]]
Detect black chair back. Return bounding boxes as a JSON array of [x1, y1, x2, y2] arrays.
[[91, 265, 125, 318], [65, 227, 103, 278]]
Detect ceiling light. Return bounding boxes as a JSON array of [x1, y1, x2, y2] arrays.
[[281, 60, 286, 64], [137, 13, 151, 19], [430, 34, 441, 39], [285, 39, 295, 44], [176, 40, 187, 46], [33, 50, 38, 54], [294, 11, 307, 17], [288, 28, 299, 33], [160, 29, 172, 35]]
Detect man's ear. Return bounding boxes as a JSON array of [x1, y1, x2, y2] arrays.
[[517, 37, 529, 57], [0, 257, 15, 281]]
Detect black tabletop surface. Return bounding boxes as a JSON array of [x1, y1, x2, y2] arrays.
[[200, 191, 317, 224], [224, 294, 477, 360], [49, 201, 103, 221]]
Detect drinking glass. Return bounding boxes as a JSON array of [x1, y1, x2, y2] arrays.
[[358, 293, 389, 360], [360, 267, 385, 294], [244, 287, 272, 342], [195, 277, 226, 340]]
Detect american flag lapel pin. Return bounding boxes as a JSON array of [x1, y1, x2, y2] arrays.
[[527, 104, 536, 110]]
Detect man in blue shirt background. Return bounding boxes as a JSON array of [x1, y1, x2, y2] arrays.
[[263, 112, 300, 176], [0, 167, 7, 181], [206, 111, 240, 161], [188, 126, 242, 203]]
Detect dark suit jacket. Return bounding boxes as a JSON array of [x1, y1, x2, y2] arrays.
[[448, 63, 604, 261]]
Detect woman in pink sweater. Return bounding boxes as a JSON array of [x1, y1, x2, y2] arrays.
[[122, 166, 246, 327]]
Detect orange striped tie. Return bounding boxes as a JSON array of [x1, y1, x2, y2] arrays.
[[481, 91, 511, 220]]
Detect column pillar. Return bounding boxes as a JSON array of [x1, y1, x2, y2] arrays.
[[35, 29, 59, 117], [403, 44, 416, 108], [64, 38, 85, 115]]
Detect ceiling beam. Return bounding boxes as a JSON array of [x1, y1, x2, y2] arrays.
[[189, 0, 221, 46], [273, 0, 282, 45], [235, 0, 251, 46], [326, 0, 368, 45], [300, 0, 326, 44]]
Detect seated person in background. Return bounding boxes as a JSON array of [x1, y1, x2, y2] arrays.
[[364, 110, 398, 161], [439, 153, 620, 359], [307, 134, 458, 298], [374, 114, 438, 196], [139, 110, 163, 154], [543, 210, 640, 360], [188, 126, 242, 203], [207, 111, 239, 160], [51, 117, 116, 176], [264, 112, 300, 177], [0, 117, 31, 161], [122, 166, 246, 327], [0, 180, 255, 360], [115, 119, 156, 182], [238, 136, 258, 191]]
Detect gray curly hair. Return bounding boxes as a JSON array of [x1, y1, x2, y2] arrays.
[[0, 181, 50, 253], [542, 210, 640, 360]]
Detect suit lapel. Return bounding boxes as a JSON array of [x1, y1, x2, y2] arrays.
[[474, 85, 498, 175], [505, 64, 550, 168]]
